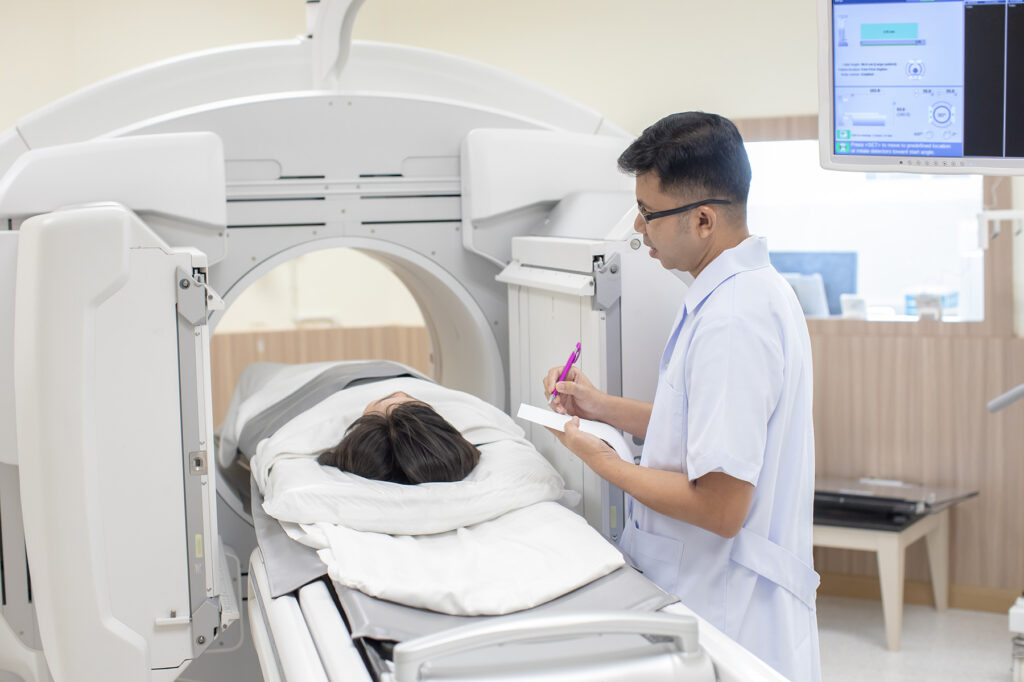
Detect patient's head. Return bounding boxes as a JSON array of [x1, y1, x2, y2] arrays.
[[362, 390, 417, 416], [318, 393, 480, 484]]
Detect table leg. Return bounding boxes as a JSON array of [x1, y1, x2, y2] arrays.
[[877, 533, 905, 651], [924, 509, 950, 611]]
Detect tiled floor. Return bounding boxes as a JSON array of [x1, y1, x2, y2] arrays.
[[818, 595, 1016, 681]]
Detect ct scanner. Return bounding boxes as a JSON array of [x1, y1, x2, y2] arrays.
[[0, 2, 788, 680]]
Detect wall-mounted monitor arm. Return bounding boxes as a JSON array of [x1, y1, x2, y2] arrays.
[[987, 384, 1024, 413]]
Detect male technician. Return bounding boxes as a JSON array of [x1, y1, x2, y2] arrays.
[[544, 112, 820, 681]]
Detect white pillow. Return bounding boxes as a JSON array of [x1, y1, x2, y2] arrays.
[[244, 373, 575, 533], [250, 376, 527, 491], [262, 438, 571, 535]]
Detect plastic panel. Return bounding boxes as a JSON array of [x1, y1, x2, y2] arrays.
[[14, 205, 196, 680], [0, 465, 48, 682], [0, 233, 17, 467], [615, 234, 689, 405], [460, 129, 632, 266], [0, 133, 227, 264], [0, 130, 28, 181], [461, 130, 630, 223], [505, 264, 607, 532]]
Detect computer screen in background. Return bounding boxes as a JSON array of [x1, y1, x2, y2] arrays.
[[770, 251, 858, 316]]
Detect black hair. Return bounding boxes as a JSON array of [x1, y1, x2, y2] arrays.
[[617, 112, 752, 204], [317, 401, 480, 484]]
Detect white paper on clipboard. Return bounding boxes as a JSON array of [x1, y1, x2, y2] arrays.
[[516, 403, 635, 464]]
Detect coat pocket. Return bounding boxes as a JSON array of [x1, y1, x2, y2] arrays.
[[628, 524, 684, 593]]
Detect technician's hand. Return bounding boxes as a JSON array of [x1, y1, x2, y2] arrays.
[[547, 417, 619, 471], [542, 366, 606, 420]]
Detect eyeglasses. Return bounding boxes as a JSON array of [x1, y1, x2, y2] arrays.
[[636, 199, 732, 226]]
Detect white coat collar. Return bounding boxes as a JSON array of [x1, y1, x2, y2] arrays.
[[682, 235, 770, 315]]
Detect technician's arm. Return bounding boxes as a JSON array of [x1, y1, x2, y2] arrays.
[[552, 419, 753, 538], [542, 366, 653, 440]]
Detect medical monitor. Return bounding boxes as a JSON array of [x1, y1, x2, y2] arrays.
[[819, 0, 1024, 174]]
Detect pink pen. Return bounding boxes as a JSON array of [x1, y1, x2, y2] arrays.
[[548, 342, 582, 404]]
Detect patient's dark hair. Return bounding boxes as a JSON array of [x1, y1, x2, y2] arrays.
[[318, 401, 480, 484]]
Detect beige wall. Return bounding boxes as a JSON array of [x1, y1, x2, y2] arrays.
[[0, 0, 820, 135], [0, 0, 305, 132], [353, 0, 821, 134]]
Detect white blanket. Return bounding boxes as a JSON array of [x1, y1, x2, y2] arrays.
[[227, 363, 624, 615], [291, 501, 625, 616]]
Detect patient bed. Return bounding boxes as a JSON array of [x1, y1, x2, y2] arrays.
[[248, 479, 693, 681], [228, 361, 783, 682], [249, 492, 706, 682], [248, 551, 712, 682], [247, 504, 779, 682]]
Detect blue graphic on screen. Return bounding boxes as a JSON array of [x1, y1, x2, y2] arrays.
[[833, 0, 965, 158]]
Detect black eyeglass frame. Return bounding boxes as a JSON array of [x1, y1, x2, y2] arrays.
[[638, 198, 732, 224]]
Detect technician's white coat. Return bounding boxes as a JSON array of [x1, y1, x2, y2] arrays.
[[618, 236, 822, 682]]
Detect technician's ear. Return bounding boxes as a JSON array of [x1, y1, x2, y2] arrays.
[[695, 206, 717, 239]]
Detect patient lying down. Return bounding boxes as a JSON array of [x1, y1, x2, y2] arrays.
[[232, 362, 626, 615], [318, 391, 480, 484]]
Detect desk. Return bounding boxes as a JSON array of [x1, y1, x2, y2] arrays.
[[813, 508, 949, 651]]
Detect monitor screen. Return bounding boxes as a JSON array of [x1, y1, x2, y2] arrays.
[[819, 0, 1024, 174]]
